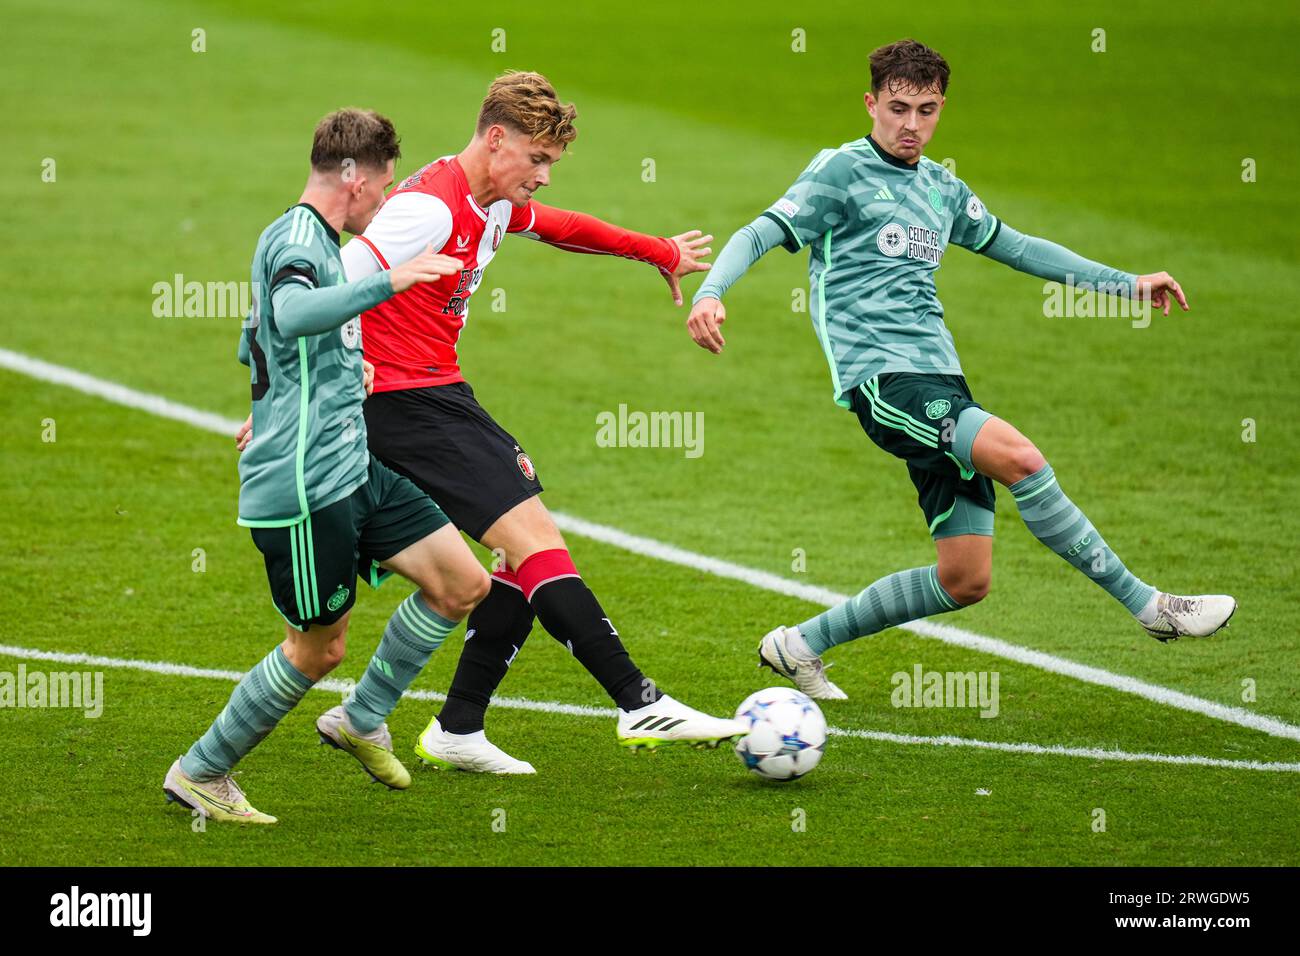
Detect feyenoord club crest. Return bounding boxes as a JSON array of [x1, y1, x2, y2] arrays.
[[516, 452, 535, 480], [492, 223, 502, 251]]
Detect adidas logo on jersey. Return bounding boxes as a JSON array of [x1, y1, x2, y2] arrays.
[[873, 187, 896, 201]]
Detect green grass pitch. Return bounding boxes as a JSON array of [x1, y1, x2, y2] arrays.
[[1, 0, 1298, 866]]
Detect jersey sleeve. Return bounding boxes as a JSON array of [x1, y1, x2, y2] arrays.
[[692, 214, 786, 304], [271, 272, 393, 337], [507, 200, 537, 234], [761, 149, 854, 253], [513, 202, 680, 272], [348, 191, 454, 270], [948, 177, 1001, 253], [266, 231, 329, 296]]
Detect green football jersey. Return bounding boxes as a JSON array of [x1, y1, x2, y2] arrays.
[[237, 204, 369, 526], [763, 135, 1000, 407]]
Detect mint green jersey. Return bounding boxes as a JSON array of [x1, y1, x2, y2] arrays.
[[764, 135, 1001, 406], [237, 205, 368, 526]]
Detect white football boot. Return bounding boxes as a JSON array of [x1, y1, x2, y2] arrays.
[[1141, 592, 1237, 642], [616, 693, 747, 750], [414, 716, 536, 774], [758, 626, 848, 700]]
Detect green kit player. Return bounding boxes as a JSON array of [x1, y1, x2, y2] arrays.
[[163, 109, 490, 823], [687, 40, 1236, 699]]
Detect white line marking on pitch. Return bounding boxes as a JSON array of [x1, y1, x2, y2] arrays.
[[0, 348, 242, 436], [828, 728, 1300, 774], [4, 346, 1296, 745], [3, 642, 1296, 774], [554, 513, 1299, 743]]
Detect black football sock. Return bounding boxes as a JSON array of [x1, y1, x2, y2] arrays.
[[517, 549, 662, 712], [437, 571, 535, 734]]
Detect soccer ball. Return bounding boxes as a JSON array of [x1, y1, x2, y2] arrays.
[[733, 687, 826, 782]]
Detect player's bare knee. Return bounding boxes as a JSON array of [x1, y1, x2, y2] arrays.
[[315, 621, 349, 673], [953, 575, 990, 606], [937, 566, 990, 606], [318, 642, 346, 673], [1008, 442, 1047, 484], [431, 567, 490, 620], [526, 504, 565, 551], [285, 635, 344, 681], [466, 567, 492, 607]]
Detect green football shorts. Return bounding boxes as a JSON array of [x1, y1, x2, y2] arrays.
[[849, 372, 996, 539], [250, 454, 450, 630]]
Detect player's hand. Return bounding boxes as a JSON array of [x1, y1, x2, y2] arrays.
[[362, 359, 375, 396], [235, 414, 253, 452], [661, 230, 713, 306], [687, 296, 727, 354], [1134, 271, 1189, 317], [389, 245, 463, 294]]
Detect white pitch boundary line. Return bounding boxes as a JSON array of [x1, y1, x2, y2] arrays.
[[550, 517, 1300, 742], [827, 728, 1300, 775], [0, 348, 243, 437], [3, 642, 1296, 774], [4, 346, 1298, 745]]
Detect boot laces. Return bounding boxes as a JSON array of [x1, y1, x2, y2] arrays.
[[1163, 594, 1202, 617]]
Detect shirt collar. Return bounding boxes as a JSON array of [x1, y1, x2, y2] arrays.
[[449, 156, 490, 216], [289, 203, 341, 245], [866, 133, 920, 172]]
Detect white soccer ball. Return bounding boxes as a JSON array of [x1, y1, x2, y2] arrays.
[[733, 687, 826, 782]]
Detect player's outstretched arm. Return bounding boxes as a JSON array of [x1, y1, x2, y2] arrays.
[[686, 214, 786, 354], [273, 247, 462, 338], [978, 223, 1188, 313], [520, 202, 711, 305]]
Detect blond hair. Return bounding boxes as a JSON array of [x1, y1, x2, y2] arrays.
[[476, 71, 578, 147]]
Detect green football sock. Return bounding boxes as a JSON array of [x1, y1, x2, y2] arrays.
[[345, 592, 458, 734], [1009, 463, 1155, 614], [798, 565, 962, 655], [181, 644, 314, 781]]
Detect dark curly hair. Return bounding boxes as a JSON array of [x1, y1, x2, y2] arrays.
[[869, 39, 950, 95]]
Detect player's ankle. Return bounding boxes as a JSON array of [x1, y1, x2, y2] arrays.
[[1134, 590, 1161, 626], [785, 626, 817, 660]]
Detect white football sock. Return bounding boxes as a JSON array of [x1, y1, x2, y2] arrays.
[[1135, 591, 1162, 626]]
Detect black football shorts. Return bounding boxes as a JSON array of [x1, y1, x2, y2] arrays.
[[364, 382, 542, 541]]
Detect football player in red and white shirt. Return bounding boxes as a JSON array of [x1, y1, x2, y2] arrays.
[[342, 71, 743, 772]]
